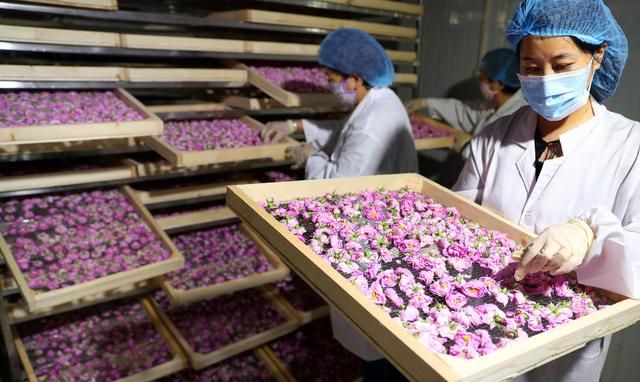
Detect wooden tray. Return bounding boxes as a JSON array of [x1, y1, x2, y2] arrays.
[[0, 65, 247, 85], [259, 344, 361, 382], [0, 138, 137, 157], [265, 285, 329, 325], [394, 73, 419, 86], [7, 279, 158, 325], [0, 159, 137, 193], [255, 347, 292, 382], [322, 0, 422, 15], [0, 89, 162, 145], [209, 9, 417, 39], [0, 186, 184, 312], [141, 116, 297, 167], [224, 96, 284, 110], [151, 287, 300, 370], [233, 62, 341, 108], [155, 207, 238, 231], [145, 103, 230, 114], [14, 298, 187, 382], [136, 179, 255, 206], [20, 0, 117, 10], [0, 24, 119, 47], [412, 113, 472, 152], [161, 223, 289, 306], [226, 173, 640, 382], [0, 25, 416, 64]]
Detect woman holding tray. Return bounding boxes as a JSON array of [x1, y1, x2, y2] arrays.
[[454, 0, 637, 381], [262, 28, 418, 381]]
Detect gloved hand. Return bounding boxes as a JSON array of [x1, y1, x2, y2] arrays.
[[285, 143, 316, 170], [514, 219, 594, 281], [261, 121, 293, 143], [405, 98, 428, 113]]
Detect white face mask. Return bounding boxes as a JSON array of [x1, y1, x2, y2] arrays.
[[517, 57, 595, 121], [330, 80, 357, 108], [479, 81, 498, 102]]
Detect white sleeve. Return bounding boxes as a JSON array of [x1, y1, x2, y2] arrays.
[[302, 119, 343, 150], [576, 203, 640, 298], [306, 130, 385, 180], [425, 97, 494, 135], [451, 135, 486, 204]]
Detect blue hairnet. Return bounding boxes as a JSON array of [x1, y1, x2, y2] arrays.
[[481, 48, 521, 89], [318, 28, 395, 87], [506, 0, 628, 102]]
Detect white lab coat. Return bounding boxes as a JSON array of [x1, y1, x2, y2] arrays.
[[302, 87, 419, 361], [304, 87, 418, 180], [425, 90, 527, 136], [454, 99, 640, 381]]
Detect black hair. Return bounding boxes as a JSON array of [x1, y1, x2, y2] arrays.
[[570, 36, 602, 55], [502, 85, 519, 95]]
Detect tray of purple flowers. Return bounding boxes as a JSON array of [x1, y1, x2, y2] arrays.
[[158, 348, 288, 382], [226, 173, 640, 382], [271, 275, 329, 324], [0, 186, 184, 312], [161, 223, 289, 306], [13, 297, 187, 382], [0, 89, 163, 145], [141, 116, 297, 167], [231, 61, 342, 107], [150, 287, 300, 370], [261, 318, 363, 382], [410, 113, 471, 152]]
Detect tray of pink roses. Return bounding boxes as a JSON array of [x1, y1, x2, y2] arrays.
[[0, 186, 184, 312], [226, 173, 640, 382]]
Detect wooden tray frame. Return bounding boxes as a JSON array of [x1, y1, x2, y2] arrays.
[[0, 159, 138, 193], [209, 9, 417, 39], [260, 344, 361, 382], [20, 0, 117, 10], [161, 223, 289, 306], [232, 62, 341, 108], [151, 286, 300, 370], [0, 25, 416, 64], [255, 347, 291, 382], [224, 96, 284, 110], [136, 179, 255, 206], [412, 113, 472, 152], [14, 298, 187, 382], [7, 279, 158, 325], [0, 89, 163, 145], [0, 65, 247, 85], [394, 73, 418, 85], [0, 186, 184, 312], [265, 285, 329, 325], [141, 116, 297, 167], [0, 138, 137, 157], [155, 207, 238, 231], [226, 173, 640, 382], [322, 0, 422, 15]]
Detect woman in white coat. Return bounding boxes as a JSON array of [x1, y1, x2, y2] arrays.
[[262, 28, 418, 381], [406, 48, 527, 140], [454, 0, 635, 381]]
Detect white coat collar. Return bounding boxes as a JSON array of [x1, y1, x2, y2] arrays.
[[557, 97, 602, 156], [509, 97, 602, 150], [345, 87, 385, 126]]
